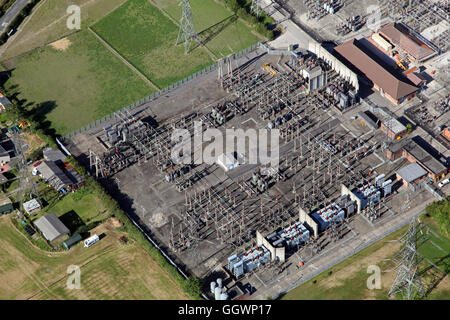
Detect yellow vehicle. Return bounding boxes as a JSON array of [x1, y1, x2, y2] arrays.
[[394, 53, 407, 71], [18, 120, 30, 128], [262, 62, 276, 76], [396, 60, 407, 71]]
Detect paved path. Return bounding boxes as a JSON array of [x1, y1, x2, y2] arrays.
[[0, 0, 47, 58], [261, 0, 315, 50]]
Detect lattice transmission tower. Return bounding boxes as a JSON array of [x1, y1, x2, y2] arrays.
[[388, 219, 427, 300], [176, 0, 199, 54], [251, 0, 262, 17], [11, 132, 41, 210]]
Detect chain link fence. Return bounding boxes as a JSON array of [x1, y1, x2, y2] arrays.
[[61, 42, 262, 141], [274, 209, 425, 300]]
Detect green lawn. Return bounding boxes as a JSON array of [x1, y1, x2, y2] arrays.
[[3, 30, 153, 135], [153, 0, 261, 57], [2, 0, 130, 60], [92, 0, 214, 89], [29, 182, 110, 233]]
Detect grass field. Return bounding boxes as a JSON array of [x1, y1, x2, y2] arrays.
[[0, 0, 260, 136], [34, 184, 111, 230], [93, 0, 261, 88], [1, 0, 130, 60], [281, 218, 450, 300], [0, 215, 189, 299], [92, 0, 214, 89], [2, 29, 153, 135]]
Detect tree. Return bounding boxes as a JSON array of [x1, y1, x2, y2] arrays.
[[406, 123, 413, 134], [183, 277, 204, 298], [425, 197, 450, 236]]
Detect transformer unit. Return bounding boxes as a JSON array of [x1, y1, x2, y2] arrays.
[[382, 179, 392, 196], [278, 221, 310, 249], [311, 203, 345, 232], [228, 245, 271, 278], [354, 183, 381, 210], [375, 174, 385, 187]]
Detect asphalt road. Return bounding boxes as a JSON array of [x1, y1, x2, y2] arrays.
[[0, 0, 31, 34]]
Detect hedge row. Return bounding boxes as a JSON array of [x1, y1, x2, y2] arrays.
[[0, 0, 16, 16], [425, 196, 450, 236], [221, 0, 275, 40]]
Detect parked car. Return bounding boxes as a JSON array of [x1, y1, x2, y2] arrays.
[[33, 161, 42, 167]]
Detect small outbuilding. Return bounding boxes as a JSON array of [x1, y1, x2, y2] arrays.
[[396, 162, 428, 187], [43, 147, 66, 163], [23, 199, 41, 215], [63, 233, 83, 250], [217, 152, 244, 172], [0, 196, 13, 215], [0, 173, 8, 184], [0, 93, 12, 112], [357, 112, 378, 131], [0, 145, 10, 165], [34, 213, 70, 242]]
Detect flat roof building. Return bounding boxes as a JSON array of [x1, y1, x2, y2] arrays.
[[396, 162, 428, 187], [334, 39, 418, 105], [34, 213, 70, 242], [386, 139, 448, 182], [380, 118, 407, 140], [23, 199, 41, 215]]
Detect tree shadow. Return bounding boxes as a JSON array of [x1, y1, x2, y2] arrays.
[[0, 70, 13, 87], [27, 101, 58, 138], [59, 210, 85, 234], [419, 253, 450, 298]]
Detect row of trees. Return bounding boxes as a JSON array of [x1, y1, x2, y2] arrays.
[[221, 0, 276, 40], [425, 196, 450, 236]]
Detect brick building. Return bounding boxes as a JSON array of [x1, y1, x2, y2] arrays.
[[387, 139, 448, 182], [380, 118, 407, 140]]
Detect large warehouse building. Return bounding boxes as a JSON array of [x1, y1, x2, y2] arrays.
[[334, 39, 419, 105], [378, 22, 437, 63]]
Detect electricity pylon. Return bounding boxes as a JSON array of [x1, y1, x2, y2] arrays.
[[11, 132, 41, 211], [176, 0, 199, 54], [388, 219, 427, 300]]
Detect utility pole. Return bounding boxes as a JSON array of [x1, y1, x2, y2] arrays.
[[11, 132, 42, 211]]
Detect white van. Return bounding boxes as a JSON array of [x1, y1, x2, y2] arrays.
[[84, 234, 100, 248], [438, 178, 449, 188]]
